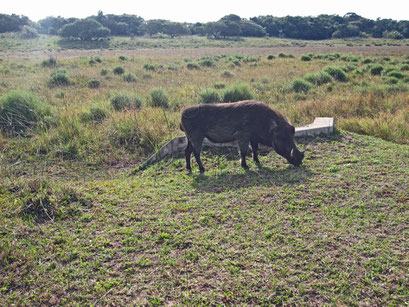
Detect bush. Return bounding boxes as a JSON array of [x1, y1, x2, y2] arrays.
[[222, 82, 254, 103], [21, 25, 39, 39], [113, 66, 125, 75], [87, 78, 101, 89], [362, 57, 375, 64], [323, 66, 347, 82], [370, 64, 384, 75], [149, 88, 170, 108], [199, 57, 214, 67], [386, 70, 405, 79], [100, 69, 108, 76], [81, 106, 108, 123], [300, 54, 312, 61], [0, 90, 55, 135], [122, 72, 137, 82], [41, 58, 57, 68], [401, 64, 409, 71], [384, 77, 399, 85], [119, 55, 128, 61], [304, 72, 332, 86], [110, 91, 143, 111], [213, 82, 226, 89], [199, 88, 221, 104], [267, 54, 276, 60], [186, 62, 199, 70], [221, 70, 234, 78], [49, 70, 70, 87], [143, 64, 156, 71], [290, 78, 312, 93]]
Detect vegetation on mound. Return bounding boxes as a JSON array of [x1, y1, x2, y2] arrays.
[[0, 132, 408, 305]]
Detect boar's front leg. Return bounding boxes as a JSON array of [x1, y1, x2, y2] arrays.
[[185, 140, 193, 172], [237, 138, 250, 169]]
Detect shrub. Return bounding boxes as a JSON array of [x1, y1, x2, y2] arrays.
[[401, 64, 409, 71], [300, 54, 312, 61], [0, 90, 55, 135], [100, 69, 108, 76], [290, 78, 312, 93], [110, 91, 143, 111], [87, 78, 101, 89], [122, 72, 137, 82], [386, 70, 405, 79], [267, 54, 276, 60], [384, 77, 399, 85], [199, 57, 214, 67], [149, 88, 170, 108], [304, 72, 332, 86], [213, 82, 226, 89], [199, 88, 221, 104], [81, 106, 108, 123], [323, 66, 347, 82], [41, 58, 57, 68], [370, 64, 384, 75], [49, 70, 70, 87], [119, 55, 128, 61], [222, 82, 254, 103], [186, 62, 199, 70], [362, 57, 375, 64], [113, 66, 125, 75], [221, 70, 234, 78], [21, 25, 39, 39], [143, 63, 156, 71]]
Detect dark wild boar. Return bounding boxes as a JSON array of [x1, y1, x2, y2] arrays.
[[180, 100, 304, 173]]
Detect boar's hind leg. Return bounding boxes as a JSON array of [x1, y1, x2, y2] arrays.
[[185, 140, 194, 172], [250, 141, 260, 165], [187, 136, 205, 173]]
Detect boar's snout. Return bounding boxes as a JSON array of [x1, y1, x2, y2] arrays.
[[289, 148, 304, 167]]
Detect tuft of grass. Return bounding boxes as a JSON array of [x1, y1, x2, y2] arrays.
[[110, 91, 144, 111], [370, 64, 384, 75], [149, 88, 170, 109], [290, 78, 313, 93], [80, 106, 108, 123], [304, 72, 332, 85], [198, 88, 221, 104], [41, 57, 57, 67], [0, 90, 55, 135], [113, 66, 125, 75], [122, 72, 137, 82], [49, 70, 70, 87], [323, 66, 348, 82], [87, 78, 101, 89], [222, 82, 254, 102]]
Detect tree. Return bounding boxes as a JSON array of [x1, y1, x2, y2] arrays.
[[59, 19, 110, 40], [38, 16, 72, 35], [145, 19, 167, 36], [0, 14, 31, 33], [162, 21, 188, 38]]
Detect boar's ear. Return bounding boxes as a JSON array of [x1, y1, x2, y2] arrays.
[[268, 120, 277, 134]]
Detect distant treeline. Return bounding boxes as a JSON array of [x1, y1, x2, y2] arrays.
[[1, 11, 409, 41]]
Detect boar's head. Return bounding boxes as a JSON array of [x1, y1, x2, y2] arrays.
[[271, 123, 304, 167]]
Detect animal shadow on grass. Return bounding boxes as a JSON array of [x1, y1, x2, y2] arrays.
[[190, 133, 342, 193]]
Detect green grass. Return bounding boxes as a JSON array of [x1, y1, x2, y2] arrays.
[[0, 131, 408, 305], [0, 39, 409, 304]]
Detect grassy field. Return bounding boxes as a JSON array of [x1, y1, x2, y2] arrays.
[[0, 36, 409, 305]]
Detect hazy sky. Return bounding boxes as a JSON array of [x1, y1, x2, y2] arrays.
[[2, 0, 408, 22]]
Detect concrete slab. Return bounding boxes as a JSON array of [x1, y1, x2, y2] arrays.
[[136, 117, 334, 171]]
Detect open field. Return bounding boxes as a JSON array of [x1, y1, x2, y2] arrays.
[[0, 37, 409, 305]]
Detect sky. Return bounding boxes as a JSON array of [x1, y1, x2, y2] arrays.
[[2, 0, 408, 22]]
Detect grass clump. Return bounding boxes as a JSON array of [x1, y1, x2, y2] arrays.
[[267, 54, 276, 60], [221, 70, 234, 78], [87, 78, 101, 89], [41, 57, 57, 68], [370, 64, 384, 75], [186, 62, 199, 70], [300, 54, 312, 61], [386, 70, 405, 79], [323, 66, 348, 82], [0, 90, 55, 135], [149, 88, 170, 108], [122, 72, 137, 82], [304, 72, 332, 85], [49, 70, 70, 87], [222, 82, 254, 103], [113, 66, 125, 75], [110, 91, 143, 111], [199, 88, 221, 104], [80, 106, 108, 123], [290, 78, 313, 93], [213, 82, 226, 89]]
